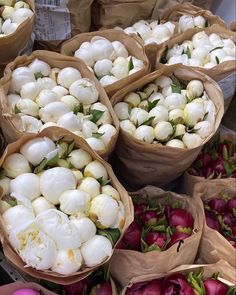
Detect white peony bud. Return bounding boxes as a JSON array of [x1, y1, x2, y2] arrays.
[[168, 54, 189, 66], [178, 15, 194, 33], [101, 185, 120, 201], [174, 124, 186, 137], [86, 137, 105, 152], [61, 95, 80, 111], [184, 101, 205, 127], [143, 83, 158, 97], [52, 249, 82, 275], [10, 66, 35, 94], [84, 160, 108, 180], [154, 121, 173, 142], [130, 108, 149, 126], [74, 47, 95, 67], [16, 99, 39, 116], [112, 41, 128, 58], [114, 102, 130, 120], [36, 89, 59, 107], [152, 24, 172, 42], [99, 75, 118, 87], [135, 24, 151, 40], [32, 197, 55, 215], [1, 19, 18, 35], [182, 132, 203, 148], [14, 1, 30, 9], [166, 139, 185, 148], [70, 216, 96, 243], [21, 115, 43, 133], [81, 235, 112, 267], [188, 58, 202, 67], [91, 38, 115, 61], [124, 92, 140, 107], [28, 59, 51, 77], [162, 85, 173, 97], [10, 173, 40, 201], [149, 105, 169, 126], [166, 44, 184, 60], [98, 124, 116, 146], [110, 63, 128, 79], [155, 75, 172, 88], [82, 120, 98, 138], [78, 177, 100, 199], [20, 82, 40, 101], [57, 112, 82, 132], [68, 149, 92, 169], [2, 153, 31, 178], [134, 125, 155, 143], [0, 200, 11, 215], [2, 6, 15, 20], [0, 177, 11, 195], [168, 109, 184, 124], [194, 15, 206, 28], [187, 80, 204, 98], [209, 33, 223, 47], [124, 27, 136, 35], [210, 49, 227, 63], [94, 59, 113, 78], [69, 79, 98, 105], [193, 120, 213, 138], [57, 67, 81, 89], [120, 119, 136, 135], [7, 94, 21, 111], [40, 101, 70, 123], [148, 92, 165, 105], [10, 8, 33, 25], [52, 86, 68, 98], [164, 93, 187, 111], [36, 77, 57, 92]]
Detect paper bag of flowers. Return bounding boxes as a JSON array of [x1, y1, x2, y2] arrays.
[[0, 50, 119, 158], [111, 65, 223, 189], [193, 179, 236, 268], [0, 128, 133, 284], [61, 29, 150, 96], [110, 185, 203, 286]]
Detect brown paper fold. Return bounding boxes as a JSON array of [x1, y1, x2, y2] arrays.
[[0, 0, 35, 65], [0, 127, 133, 284], [111, 65, 224, 189], [156, 24, 236, 111], [0, 282, 56, 295], [193, 179, 236, 268], [0, 50, 120, 158], [120, 260, 236, 293], [110, 185, 204, 287], [183, 126, 236, 195], [61, 29, 150, 97]]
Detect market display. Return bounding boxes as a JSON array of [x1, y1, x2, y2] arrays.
[[0, 1, 235, 293]]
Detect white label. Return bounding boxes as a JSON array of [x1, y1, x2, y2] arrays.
[[35, 0, 71, 41], [218, 71, 236, 102]]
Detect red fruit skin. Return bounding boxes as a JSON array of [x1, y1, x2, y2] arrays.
[[205, 213, 221, 232], [63, 278, 88, 295], [210, 159, 226, 175], [231, 226, 236, 237], [232, 172, 236, 178], [227, 197, 236, 215], [142, 280, 162, 295], [169, 208, 194, 229], [162, 273, 195, 295], [126, 290, 143, 295], [222, 212, 234, 227], [90, 282, 112, 295], [208, 198, 227, 213], [188, 167, 198, 176], [139, 210, 158, 226], [166, 232, 190, 249], [204, 278, 229, 295], [134, 203, 146, 216], [146, 232, 167, 248], [164, 205, 172, 220], [121, 221, 142, 251], [202, 166, 214, 178]]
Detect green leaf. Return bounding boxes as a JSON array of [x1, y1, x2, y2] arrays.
[[171, 75, 182, 93], [227, 285, 236, 295], [34, 158, 47, 174], [92, 132, 104, 139], [46, 153, 59, 167], [203, 111, 209, 121], [151, 225, 166, 232], [58, 142, 68, 159], [147, 196, 156, 209], [185, 46, 191, 58], [128, 57, 134, 71], [2, 195, 17, 207], [215, 56, 220, 64], [144, 243, 161, 253], [103, 263, 110, 282], [205, 20, 209, 27], [73, 103, 83, 114], [211, 272, 219, 279], [140, 116, 155, 126], [90, 109, 105, 124], [97, 228, 121, 246], [137, 91, 148, 101], [97, 177, 110, 186], [137, 32, 142, 39], [148, 99, 159, 112], [14, 104, 21, 114], [67, 141, 75, 156], [34, 72, 44, 79], [210, 46, 224, 53]]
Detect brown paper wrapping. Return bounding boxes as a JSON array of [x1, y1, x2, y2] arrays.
[[61, 29, 150, 97], [110, 185, 204, 287], [193, 179, 236, 268], [35, 0, 93, 52], [0, 282, 56, 295], [0, 0, 35, 66], [0, 50, 120, 159], [183, 126, 236, 195], [156, 24, 236, 111], [111, 65, 224, 190], [0, 127, 134, 284], [120, 260, 236, 293]]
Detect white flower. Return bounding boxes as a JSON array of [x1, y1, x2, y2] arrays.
[[155, 75, 172, 88], [10, 173, 40, 201], [9, 220, 57, 270], [0, 177, 10, 195], [10, 192, 32, 209], [210, 49, 227, 63], [110, 63, 128, 79], [112, 41, 128, 58], [164, 93, 187, 111], [182, 133, 203, 148], [36, 209, 81, 250], [120, 120, 136, 135], [164, 21, 175, 34], [20, 137, 57, 166], [149, 105, 169, 126], [52, 249, 82, 275], [36, 77, 57, 91], [0, 201, 11, 215], [10, 67, 35, 94], [2, 153, 31, 178], [10, 8, 33, 25], [16, 99, 39, 116], [78, 177, 100, 199], [203, 62, 216, 69], [61, 95, 80, 111], [91, 38, 115, 61], [143, 83, 158, 97], [75, 46, 95, 67], [40, 102, 70, 123], [194, 15, 206, 28], [90, 103, 112, 125], [82, 120, 98, 138], [32, 197, 55, 216], [84, 160, 108, 180], [114, 102, 130, 120], [20, 82, 40, 100], [20, 115, 41, 133], [94, 59, 113, 78], [148, 93, 165, 106], [166, 139, 185, 148], [209, 33, 223, 47], [36, 89, 59, 107], [166, 44, 184, 60], [182, 40, 194, 53], [100, 75, 118, 87], [2, 205, 35, 232], [2, 6, 15, 20], [174, 124, 186, 137], [57, 112, 82, 132], [134, 125, 155, 143], [98, 124, 116, 146], [162, 85, 173, 97], [111, 201, 125, 229], [136, 24, 151, 40], [71, 169, 83, 181], [188, 58, 202, 67], [28, 59, 51, 77], [130, 108, 149, 126], [168, 54, 189, 66], [184, 101, 205, 127], [124, 27, 136, 35], [86, 138, 105, 152], [186, 80, 204, 98], [193, 120, 213, 138], [52, 85, 68, 98], [178, 15, 194, 33], [168, 109, 184, 124], [154, 121, 173, 142], [124, 92, 140, 107], [14, 1, 30, 9], [152, 24, 172, 42], [131, 57, 144, 69], [81, 235, 112, 267], [101, 185, 120, 201], [68, 149, 92, 169], [1, 19, 18, 35], [57, 67, 81, 88], [7, 94, 21, 111], [192, 31, 211, 48], [40, 167, 76, 205], [69, 79, 98, 105], [70, 216, 96, 243], [59, 189, 90, 215]]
